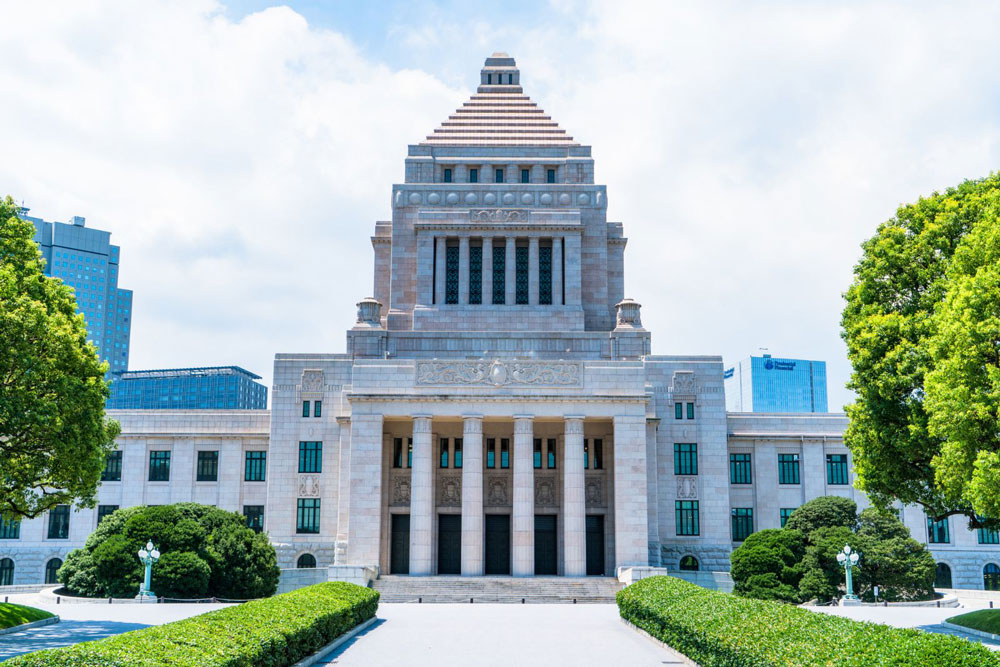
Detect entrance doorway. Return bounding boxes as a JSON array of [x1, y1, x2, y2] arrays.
[[485, 514, 511, 575], [586, 515, 605, 576], [438, 514, 461, 574], [390, 514, 410, 574], [534, 515, 557, 575]]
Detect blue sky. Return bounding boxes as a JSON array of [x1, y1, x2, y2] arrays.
[[2, 1, 999, 410]]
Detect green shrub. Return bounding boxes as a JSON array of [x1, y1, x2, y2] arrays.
[[784, 495, 858, 535], [60, 503, 279, 599], [6, 581, 379, 667], [730, 529, 805, 602], [617, 576, 999, 666]]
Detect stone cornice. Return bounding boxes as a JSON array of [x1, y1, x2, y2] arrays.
[[344, 392, 649, 405]]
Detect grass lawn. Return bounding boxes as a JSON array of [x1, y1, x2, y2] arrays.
[[948, 609, 1000, 635], [0, 603, 54, 630]]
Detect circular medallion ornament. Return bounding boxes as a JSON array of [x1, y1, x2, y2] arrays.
[[540, 193, 553, 205], [502, 192, 515, 205], [489, 360, 508, 386], [521, 192, 534, 205], [465, 192, 478, 204], [408, 192, 421, 205], [578, 193, 590, 205], [484, 192, 497, 205], [427, 192, 440, 204], [558, 193, 571, 205], [446, 192, 459, 204]]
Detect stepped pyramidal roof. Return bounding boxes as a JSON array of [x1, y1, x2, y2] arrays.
[[421, 52, 578, 147]]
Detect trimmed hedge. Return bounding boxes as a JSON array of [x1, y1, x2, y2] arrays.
[[7, 582, 378, 666], [617, 576, 999, 666]]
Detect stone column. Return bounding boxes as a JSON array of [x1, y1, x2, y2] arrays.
[[645, 418, 661, 566], [512, 415, 535, 576], [482, 237, 493, 305], [461, 415, 484, 576], [434, 237, 447, 306], [563, 417, 586, 576], [458, 236, 470, 305], [528, 236, 539, 305], [552, 236, 563, 306], [334, 417, 351, 565], [613, 414, 648, 569], [505, 237, 516, 306], [409, 415, 434, 575], [346, 414, 383, 567]]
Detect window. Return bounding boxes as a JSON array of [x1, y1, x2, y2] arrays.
[[443, 168, 453, 183], [686, 402, 695, 420], [729, 453, 752, 485], [547, 438, 557, 469], [533, 438, 542, 469], [469, 244, 482, 305], [408, 439, 413, 467], [445, 244, 459, 304], [0, 558, 13, 586], [393, 438, 404, 468], [469, 168, 478, 183], [500, 438, 510, 469], [592, 438, 604, 470], [440, 437, 450, 468], [674, 403, 683, 420], [492, 242, 506, 304], [101, 451, 122, 482], [935, 562, 952, 589], [0, 518, 20, 539], [583, 439, 589, 468], [732, 508, 754, 541], [826, 454, 849, 485], [245, 451, 267, 481], [299, 442, 323, 473], [679, 555, 699, 571], [297, 553, 317, 568], [979, 527, 1000, 545], [45, 558, 62, 584], [454, 438, 463, 469], [780, 508, 796, 528], [297, 499, 320, 534], [148, 451, 171, 482], [244, 505, 265, 533], [547, 168, 556, 183], [927, 517, 950, 544], [985, 563, 1000, 591], [314, 401, 322, 418], [515, 244, 529, 304], [539, 244, 552, 305], [486, 437, 496, 469], [521, 168, 530, 183], [778, 454, 800, 485], [302, 400, 310, 417], [196, 451, 219, 482], [674, 443, 698, 476], [675, 500, 700, 536], [97, 505, 118, 524], [48, 505, 70, 539], [495, 168, 504, 183]]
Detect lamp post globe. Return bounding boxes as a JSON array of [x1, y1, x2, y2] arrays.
[[839, 544, 860, 601], [135, 539, 161, 602]]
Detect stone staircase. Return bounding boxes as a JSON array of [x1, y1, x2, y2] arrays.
[[371, 575, 623, 603]]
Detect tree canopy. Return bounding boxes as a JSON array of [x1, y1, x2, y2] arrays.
[[0, 195, 120, 519]]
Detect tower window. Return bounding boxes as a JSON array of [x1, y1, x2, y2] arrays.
[[469, 168, 478, 183], [547, 169, 556, 184], [492, 242, 506, 304], [495, 168, 504, 183], [445, 244, 459, 304], [539, 243, 552, 305], [521, 169, 530, 184], [515, 244, 529, 305], [443, 168, 452, 183], [469, 243, 482, 305]]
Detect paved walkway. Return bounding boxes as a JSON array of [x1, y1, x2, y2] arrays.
[[320, 603, 687, 666], [809, 605, 1000, 651]]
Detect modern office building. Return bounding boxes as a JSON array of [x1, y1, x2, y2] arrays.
[[23, 209, 133, 373], [1, 55, 996, 593], [107, 366, 268, 410], [724, 354, 828, 413]]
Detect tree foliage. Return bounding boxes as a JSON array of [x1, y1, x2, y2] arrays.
[[842, 174, 1000, 524], [730, 529, 805, 602], [0, 195, 120, 519], [783, 496, 857, 536]]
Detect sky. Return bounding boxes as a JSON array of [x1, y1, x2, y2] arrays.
[[2, 0, 999, 411]]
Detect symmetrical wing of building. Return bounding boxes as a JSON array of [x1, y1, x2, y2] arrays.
[[2, 54, 997, 593]]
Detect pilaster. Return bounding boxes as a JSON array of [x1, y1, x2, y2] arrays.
[[346, 414, 383, 567], [512, 415, 534, 576], [563, 417, 586, 576], [409, 415, 434, 575], [461, 415, 484, 576], [613, 414, 648, 568]]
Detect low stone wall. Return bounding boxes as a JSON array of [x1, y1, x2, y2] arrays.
[[617, 567, 734, 593], [0, 584, 49, 595], [277, 567, 328, 595]]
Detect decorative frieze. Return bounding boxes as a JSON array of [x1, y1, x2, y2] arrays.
[[670, 370, 698, 396], [415, 360, 582, 388], [298, 475, 321, 498], [676, 476, 698, 499], [301, 370, 324, 393], [437, 473, 462, 507], [470, 209, 529, 222], [485, 477, 510, 507]]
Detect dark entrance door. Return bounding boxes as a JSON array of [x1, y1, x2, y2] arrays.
[[534, 515, 557, 575], [438, 514, 461, 575], [390, 514, 410, 575], [586, 515, 605, 576], [485, 514, 511, 575]]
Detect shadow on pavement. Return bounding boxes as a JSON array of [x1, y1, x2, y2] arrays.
[[318, 618, 387, 664], [918, 623, 1000, 650], [0, 620, 150, 661]]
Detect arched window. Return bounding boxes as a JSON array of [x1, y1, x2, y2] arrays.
[[934, 562, 952, 589], [985, 563, 1000, 591], [297, 553, 317, 569], [45, 558, 63, 585], [0, 558, 13, 586], [679, 555, 699, 571]]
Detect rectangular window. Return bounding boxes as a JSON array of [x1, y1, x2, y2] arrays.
[[515, 244, 529, 304], [244, 505, 265, 533], [407, 438, 413, 467], [928, 517, 950, 544], [393, 438, 404, 469], [780, 508, 796, 528], [674, 443, 698, 476], [674, 402, 683, 420], [492, 243, 506, 305], [97, 505, 118, 524], [593, 438, 604, 470], [495, 168, 504, 183], [302, 400, 310, 417], [148, 450, 171, 481], [500, 438, 510, 469], [533, 438, 542, 469], [539, 244, 552, 305], [196, 451, 219, 482], [486, 437, 496, 469], [443, 168, 452, 183], [101, 451, 122, 482], [521, 168, 530, 183], [978, 527, 1000, 545], [826, 454, 849, 485], [245, 451, 267, 481], [469, 244, 482, 305], [547, 168, 556, 183], [547, 438, 557, 469], [584, 439, 589, 469], [440, 437, 449, 468], [445, 244, 459, 304], [729, 453, 752, 485], [314, 400, 322, 418], [48, 505, 70, 539], [731, 508, 754, 542], [0, 518, 20, 539], [454, 438, 463, 469], [469, 168, 478, 183], [675, 500, 700, 536], [686, 402, 695, 420], [778, 454, 801, 485], [296, 498, 320, 534], [298, 441, 323, 473]]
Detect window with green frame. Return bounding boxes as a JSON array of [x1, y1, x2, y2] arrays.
[[101, 451, 122, 482], [515, 244, 529, 304], [245, 450, 267, 481], [0, 518, 20, 539], [445, 244, 459, 304], [539, 244, 552, 305], [454, 438, 463, 468], [313, 400, 322, 418], [927, 517, 950, 544], [826, 454, 849, 485], [244, 505, 265, 533], [97, 505, 118, 525], [492, 243, 506, 304], [148, 450, 171, 482], [729, 453, 752, 484], [778, 453, 800, 484], [196, 450, 219, 482], [48, 504, 70, 539], [296, 498, 320, 534], [780, 508, 796, 527], [674, 443, 698, 476], [440, 437, 450, 468], [979, 527, 1000, 545], [533, 438, 542, 469], [731, 508, 754, 541], [469, 244, 482, 305], [686, 402, 695, 420], [298, 441, 322, 473], [674, 402, 683, 420], [302, 400, 310, 417], [675, 500, 699, 536]]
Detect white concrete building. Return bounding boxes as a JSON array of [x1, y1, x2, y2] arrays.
[[2, 54, 998, 592]]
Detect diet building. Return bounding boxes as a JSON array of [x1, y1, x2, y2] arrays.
[[2, 54, 998, 592]]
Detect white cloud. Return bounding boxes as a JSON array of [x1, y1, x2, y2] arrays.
[[2, 1, 998, 410]]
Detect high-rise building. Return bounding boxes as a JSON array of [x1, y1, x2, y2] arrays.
[[107, 366, 268, 410], [23, 209, 133, 373], [724, 354, 828, 412]]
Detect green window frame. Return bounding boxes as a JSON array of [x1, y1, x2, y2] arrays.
[[731, 508, 754, 542], [547, 168, 556, 183], [495, 168, 504, 183], [979, 527, 1000, 545], [298, 442, 323, 474], [469, 244, 482, 305], [296, 498, 321, 534], [48, 504, 70, 539], [245, 451, 267, 482], [486, 437, 496, 469], [0, 558, 12, 586], [500, 438, 510, 469], [492, 243, 506, 304], [686, 402, 695, 420], [445, 244, 459, 304], [314, 400, 322, 418], [533, 438, 542, 469], [674, 443, 698, 476], [826, 454, 849, 485], [244, 505, 265, 533], [539, 244, 552, 305], [515, 245, 529, 304], [780, 508, 796, 528], [443, 168, 452, 183], [469, 168, 478, 183], [97, 505, 118, 524], [729, 453, 752, 485], [392, 438, 404, 469], [674, 402, 683, 420], [440, 437, 450, 468], [101, 451, 122, 482], [593, 438, 604, 470], [675, 500, 699, 536], [927, 517, 950, 544], [521, 168, 530, 183], [302, 400, 310, 417], [778, 453, 800, 485], [196, 451, 219, 482], [148, 450, 171, 482], [547, 438, 557, 469], [0, 518, 20, 539]]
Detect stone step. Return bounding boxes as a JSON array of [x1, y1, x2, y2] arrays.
[[372, 576, 623, 603]]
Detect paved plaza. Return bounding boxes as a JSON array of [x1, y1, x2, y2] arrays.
[[809, 605, 1000, 651]]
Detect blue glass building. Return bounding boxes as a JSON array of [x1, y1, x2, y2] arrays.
[[107, 366, 268, 409], [23, 209, 133, 374], [724, 354, 828, 412]]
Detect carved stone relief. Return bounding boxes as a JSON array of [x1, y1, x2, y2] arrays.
[[416, 360, 582, 388], [298, 475, 321, 497], [670, 370, 698, 396], [585, 478, 604, 507], [535, 476, 557, 506], [485, 478, 510, 507], [437, 473, 462, 507], [390, 476, 411, 506], [301, 370, 324, 392], [469, 209, 529, 222], [676, 477, 698, 499]]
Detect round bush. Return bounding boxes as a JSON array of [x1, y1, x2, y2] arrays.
[[152, 551, 211, 599]]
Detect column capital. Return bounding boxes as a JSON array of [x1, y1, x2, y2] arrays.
[[564, 417, 584, 435], [463, 416, 483, 434], [412, 415, 433, 432]]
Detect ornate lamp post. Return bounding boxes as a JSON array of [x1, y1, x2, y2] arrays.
[[836, 544, 860, 602], [135, 540, 160, 602]]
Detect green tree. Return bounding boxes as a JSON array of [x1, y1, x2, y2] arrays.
[[783, 496, 857, 536], [854, 508, 935, 601], [0, 195, 120, 519], [842, 174, 1000, 525], [730, 528, 805, 603], [153, 551, 211, 599], [799, 526, 857, 602]]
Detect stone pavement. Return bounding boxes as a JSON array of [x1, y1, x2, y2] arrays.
[[809, 605, 1000, 651], [319, 603, 687, 666]]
